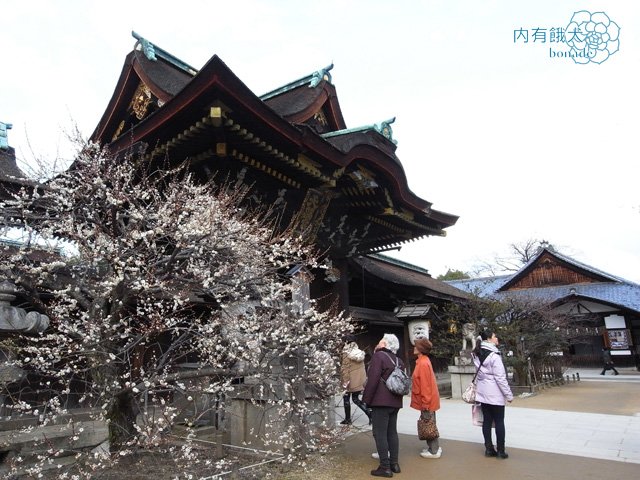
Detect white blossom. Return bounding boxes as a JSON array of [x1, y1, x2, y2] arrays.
[[0, 139, 353, 477]]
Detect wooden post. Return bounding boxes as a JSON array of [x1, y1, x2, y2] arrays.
[[215, 429, 223, 459], [295, 347, 307, 457]]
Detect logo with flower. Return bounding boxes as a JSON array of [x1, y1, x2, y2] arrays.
[[565, 11, 620, 64]]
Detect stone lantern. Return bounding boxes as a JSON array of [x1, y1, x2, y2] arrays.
[[0, 279, 49, 333]]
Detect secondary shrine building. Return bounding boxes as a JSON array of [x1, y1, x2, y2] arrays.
[[89, 33, 467, 366]]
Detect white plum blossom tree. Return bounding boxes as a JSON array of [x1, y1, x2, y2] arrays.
[[0, 140, 352, 476]]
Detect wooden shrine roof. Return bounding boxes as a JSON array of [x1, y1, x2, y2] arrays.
[[0, 147, 34, 200], [0, 147, 27, 181], [352, 254, 470, 302], [260, 65, 346, 132], [90, 33, 458, 257], [498, 249, 619, 291]]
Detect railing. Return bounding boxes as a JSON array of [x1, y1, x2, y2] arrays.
[[512, 361, 578, 394]]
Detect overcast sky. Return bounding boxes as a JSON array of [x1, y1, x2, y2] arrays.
[[3, 0, 639, 282]]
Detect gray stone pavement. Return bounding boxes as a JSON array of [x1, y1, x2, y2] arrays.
[[333, 367, 640, 478]]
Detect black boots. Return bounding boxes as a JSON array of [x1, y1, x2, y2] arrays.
[[342, 402, 351, 424], [484, 447, 498, 457], [496, 442, 508, 459], [485, 444, 508, 458], [390, 463, 401, 473], [371, 466, 393, 477]]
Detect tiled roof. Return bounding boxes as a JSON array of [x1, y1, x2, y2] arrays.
[[447, 275, 511, 297], [495, 282, 640, 313], [0, 148, 27, 180], [446, 249, 640, 314], [358, 254, 471, 300], [135, 51, 193, 97]]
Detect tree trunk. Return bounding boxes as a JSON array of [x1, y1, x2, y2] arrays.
[[107, 391, 139, 449], [513, 363, 529, 386]]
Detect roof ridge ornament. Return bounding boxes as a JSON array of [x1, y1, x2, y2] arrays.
[[132, 31, 157, 61], [321, 117, 398, 145], [260, 62, 334, 100], [0, 121, 13, 150], [374, 117, 397, 144], [131, 31, 198, 75], [309, 63, 334, 88]]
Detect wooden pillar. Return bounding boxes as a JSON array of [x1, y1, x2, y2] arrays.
[[402, 321, 413, 375], [335, 257, 350, 313]]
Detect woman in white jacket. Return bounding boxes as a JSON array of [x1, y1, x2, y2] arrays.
[[340, 334, 371, 424], [472, 329, 513, 459]]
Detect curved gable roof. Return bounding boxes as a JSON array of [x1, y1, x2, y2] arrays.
[[498, 248, 620, 291], [90, 34, 458, 255], [0, 147, 27, 180], [261, 68, 347, 132], [0, 147, 34, 200]]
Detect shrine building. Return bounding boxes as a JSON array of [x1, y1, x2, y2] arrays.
[[89, 33, 468, 366]]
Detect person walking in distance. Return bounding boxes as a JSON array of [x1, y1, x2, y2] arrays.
[[340, 334, 372, 424], [472, 329, 513, 459], [362, 334, 404, 477], [411, 338, 442, 459], [600, 347, 619, 375]]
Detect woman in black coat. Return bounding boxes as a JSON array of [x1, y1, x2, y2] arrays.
[[362, 333, 404, 477]]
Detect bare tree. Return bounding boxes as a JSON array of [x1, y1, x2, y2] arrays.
[[442, 293, 569, 386], [491, 295, 569, 386], [474, 239, 558, 276], [1, 140, 352, 476]]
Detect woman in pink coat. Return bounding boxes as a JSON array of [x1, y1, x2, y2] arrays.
[[472, 329, 513, 459]]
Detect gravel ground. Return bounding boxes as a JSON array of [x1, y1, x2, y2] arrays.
[[28, 447, 351, 480], [26, 430, 355, 480]]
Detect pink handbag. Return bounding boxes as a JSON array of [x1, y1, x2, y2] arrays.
[[472, 403, 483, 426], [472, 403, 495, 428]]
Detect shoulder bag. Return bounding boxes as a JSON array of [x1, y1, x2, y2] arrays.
[[462, 353, 491, 404], [380, 351, 411, 396]]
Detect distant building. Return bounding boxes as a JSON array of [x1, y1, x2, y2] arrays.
[[448, 248, 640, 367]]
